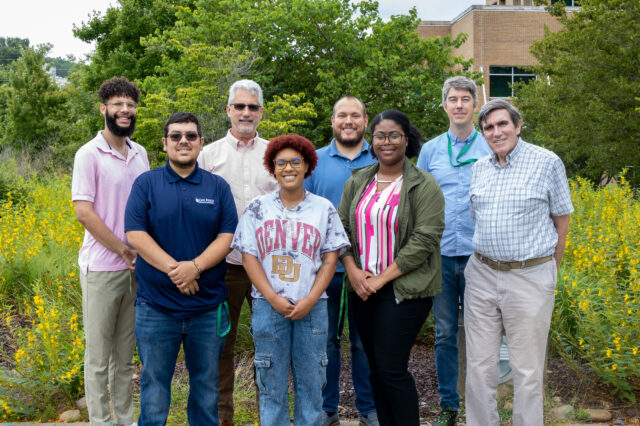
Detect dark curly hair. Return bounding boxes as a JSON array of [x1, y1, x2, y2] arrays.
[[98, 77, 141, 103], [369, 109, 422, 159], [263, 134, 318, 178]]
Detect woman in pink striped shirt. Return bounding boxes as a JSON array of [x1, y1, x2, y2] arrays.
[[338, 110, 445, 426]]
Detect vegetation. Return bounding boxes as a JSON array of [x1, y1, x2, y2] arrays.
[[516, 0, 640, 186], [552, 172, 640, 402]]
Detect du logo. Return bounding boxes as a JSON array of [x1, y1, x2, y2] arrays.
[[271, 255, 301, 282]]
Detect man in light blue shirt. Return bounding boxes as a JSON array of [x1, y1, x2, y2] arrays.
[[304, 96, 378, 426], [417, 76, 491, 426]]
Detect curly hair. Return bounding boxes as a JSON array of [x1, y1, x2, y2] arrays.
[[263, 134, 318, 178], [98, 77, 141, 103]]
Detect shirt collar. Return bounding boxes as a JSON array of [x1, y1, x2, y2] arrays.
[[163, 160, 203, 184], [274, 189, 309, 212], [490, 137, 523, 167], [95, 131, 133, 155], [328, 138, 371, 159], [225, 129, 259, 150], [447, 129, 477, 145]]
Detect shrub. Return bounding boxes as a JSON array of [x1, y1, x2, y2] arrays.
[[552, 172, 639, 402]]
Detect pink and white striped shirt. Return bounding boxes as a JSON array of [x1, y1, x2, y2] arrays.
[[355, 175, 403, 275]]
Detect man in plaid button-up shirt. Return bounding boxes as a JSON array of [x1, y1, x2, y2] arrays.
[[464, 99, 573, 426]]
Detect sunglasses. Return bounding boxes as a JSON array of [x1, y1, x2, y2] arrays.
[[230, 103, 261, 112], [167, 132, 200, 142]]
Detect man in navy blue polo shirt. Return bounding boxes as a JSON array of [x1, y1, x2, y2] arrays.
[[125, 112, 238, 425], [304, 96, 378, 426]]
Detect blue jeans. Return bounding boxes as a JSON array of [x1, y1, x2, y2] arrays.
[[433, 255, 469, 410], [135, 303, 228, 426], [323, 273, 375, 415], [252, 298, 328, 426]]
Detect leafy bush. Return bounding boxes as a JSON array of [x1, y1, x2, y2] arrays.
[[552, 172, 639, 402]]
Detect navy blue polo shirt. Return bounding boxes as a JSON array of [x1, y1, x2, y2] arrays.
[[304, 139, 376, 273], [125, 162, 238, 319]]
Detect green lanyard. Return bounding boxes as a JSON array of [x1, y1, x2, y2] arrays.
[[217, 301, 231, 337], [447, 131, 479, 168]]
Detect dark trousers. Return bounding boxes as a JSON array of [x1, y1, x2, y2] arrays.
[[349, 283, 432, 426]]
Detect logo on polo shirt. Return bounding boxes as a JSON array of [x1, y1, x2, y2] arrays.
[[195, 198, 216, 205]]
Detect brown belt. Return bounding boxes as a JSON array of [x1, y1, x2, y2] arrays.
[[474, 252, 553, 271]]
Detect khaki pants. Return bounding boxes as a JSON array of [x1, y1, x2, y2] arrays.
[[81, 270, 136, 426], [464, 255, 556, 426], [218, 263, 254, 422]]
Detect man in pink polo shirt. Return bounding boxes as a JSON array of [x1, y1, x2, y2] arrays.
[[72, 77, 149, 426]]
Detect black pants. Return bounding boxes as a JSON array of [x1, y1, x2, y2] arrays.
[[349, 283, 432, 426]]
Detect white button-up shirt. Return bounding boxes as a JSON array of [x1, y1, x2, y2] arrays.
[[198, 130, 278, 264]]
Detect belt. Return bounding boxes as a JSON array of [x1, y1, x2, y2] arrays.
[[474, 252, 553, 271]]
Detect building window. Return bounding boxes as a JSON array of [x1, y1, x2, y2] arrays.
[[489, 66, 536, 97], [551, 0, 580, 6]]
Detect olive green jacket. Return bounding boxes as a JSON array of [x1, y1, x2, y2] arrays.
[[337, 159, 445, 301]]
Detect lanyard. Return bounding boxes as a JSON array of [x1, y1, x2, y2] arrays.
[[447, 131, 479, 168]]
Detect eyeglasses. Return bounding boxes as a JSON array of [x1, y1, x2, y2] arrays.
[[106, 101, 137, 110], [372, 132, 405, 144], [167, 132, 200, 142], [230, 103, 261, 112], [273, 158, 304, 169]]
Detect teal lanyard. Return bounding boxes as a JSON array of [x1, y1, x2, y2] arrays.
[[217, 301, 230, 337], [447, 131, 479, 168]]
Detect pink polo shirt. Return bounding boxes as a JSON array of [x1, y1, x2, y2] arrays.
[[72, 132, 150, 274]]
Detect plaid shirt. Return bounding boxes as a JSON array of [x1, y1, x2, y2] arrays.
[[469, 139, 573, 261]]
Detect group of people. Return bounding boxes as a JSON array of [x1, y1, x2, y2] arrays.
[[72, 75, 572, 426]]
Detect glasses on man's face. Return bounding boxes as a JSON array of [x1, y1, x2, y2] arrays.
[[372, 132, 405, 144], [106, 101, 137, 110], [273, 158, 304, 169], [230, 103, 261, 112], [168, 132, 200, 143]]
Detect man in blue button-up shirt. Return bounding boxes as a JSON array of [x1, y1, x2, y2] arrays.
[[125, 112, 238, 425], [304, 96, 378, 426], [417, 76, 491, 426]]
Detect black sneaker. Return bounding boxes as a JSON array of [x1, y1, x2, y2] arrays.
[[433, 406, 457, 426]]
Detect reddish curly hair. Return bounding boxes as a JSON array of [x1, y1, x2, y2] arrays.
[[263, 134, 318, 178]]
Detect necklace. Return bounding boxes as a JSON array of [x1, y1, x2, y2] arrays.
[[375, 174, 401, 184]]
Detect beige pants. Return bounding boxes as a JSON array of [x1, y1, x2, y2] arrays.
[[81, 270, 136, 426], [464, 255, 556, 426]]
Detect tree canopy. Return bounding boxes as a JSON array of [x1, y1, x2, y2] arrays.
[[74, 0, 475, 151], [515, 0, 640, 186]]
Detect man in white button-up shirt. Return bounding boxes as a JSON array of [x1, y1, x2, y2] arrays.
[[198, 79, 278, 426]]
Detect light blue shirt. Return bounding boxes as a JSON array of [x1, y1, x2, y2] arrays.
[[417, 129, 491, 257], [304, 139, 377, 271]]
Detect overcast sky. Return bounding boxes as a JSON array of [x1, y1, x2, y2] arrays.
[[1, 0, 480, 59]]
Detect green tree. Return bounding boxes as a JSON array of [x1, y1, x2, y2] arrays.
[[73, 0, 192, 90], [0, 37, 30, 69], [514, 0, 640, 186], [0, 46, 69, 152], [78, 0, 476, 145]]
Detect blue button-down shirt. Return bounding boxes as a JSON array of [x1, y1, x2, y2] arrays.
[[304, 139, 377, 271], [125, 162, 238, 319], [417, 129, 491, 257]]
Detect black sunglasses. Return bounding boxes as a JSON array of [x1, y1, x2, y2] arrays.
[[168, 132, 200, 142], [230, 103, 261, 112]]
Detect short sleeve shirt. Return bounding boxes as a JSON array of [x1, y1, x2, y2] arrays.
[[71, 132, 150, 274], [231, 191, 350, 303], [124, 163, 238, 319], [470, 140, 574, 261]]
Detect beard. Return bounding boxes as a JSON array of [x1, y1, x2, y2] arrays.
[[106, 110, 137, 137], [333, 126, 365, 147]]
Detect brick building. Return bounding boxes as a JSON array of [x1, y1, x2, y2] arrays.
[[418, 0, 579, 105]]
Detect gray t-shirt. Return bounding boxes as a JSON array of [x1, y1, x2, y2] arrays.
[[232, 190, 350, 303]]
